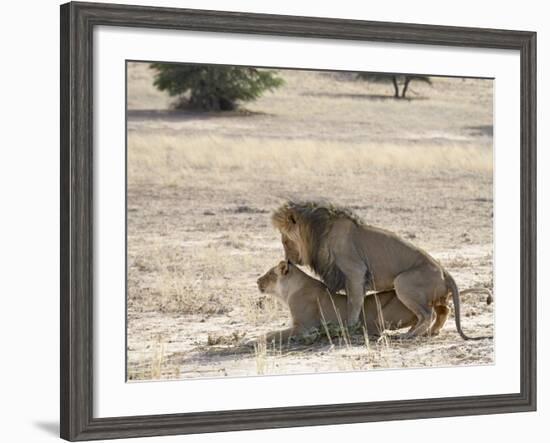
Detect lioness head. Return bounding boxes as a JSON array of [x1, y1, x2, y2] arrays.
[[257, 260, 290, 294]]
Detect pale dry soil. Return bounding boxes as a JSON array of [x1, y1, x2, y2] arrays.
[[126, 62, 494, 381]]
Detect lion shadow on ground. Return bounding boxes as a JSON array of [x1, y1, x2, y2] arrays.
[[181, 330, 441, 366], [166, 340, 337, 368]]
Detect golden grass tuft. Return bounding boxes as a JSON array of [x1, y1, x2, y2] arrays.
[[128, 133, 493, 188]]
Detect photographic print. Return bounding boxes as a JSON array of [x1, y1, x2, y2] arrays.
[[126, 61, 494, 381]]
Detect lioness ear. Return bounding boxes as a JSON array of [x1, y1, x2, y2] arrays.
[[279, 260, 289, 275]]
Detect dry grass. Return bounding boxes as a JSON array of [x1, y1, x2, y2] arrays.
[[126, 62, 494, 381], [128, 134, 492, 187]]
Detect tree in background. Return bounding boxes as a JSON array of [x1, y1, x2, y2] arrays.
[[357, 73, 432, 99], [150, 63, 284, 111]]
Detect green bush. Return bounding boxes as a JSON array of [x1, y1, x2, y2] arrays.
[[150, 63, 284, 111]]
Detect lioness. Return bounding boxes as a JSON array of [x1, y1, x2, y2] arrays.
[[273, 201, 492, 340], [256, 260, 418, 343]]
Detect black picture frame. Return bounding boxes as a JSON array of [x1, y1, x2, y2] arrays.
[[60, 1, 537, 441]]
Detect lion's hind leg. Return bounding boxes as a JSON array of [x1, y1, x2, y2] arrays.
[[393, 267, 445, 339], [429, 305, 450, 336], [395, 298, 432, 339]]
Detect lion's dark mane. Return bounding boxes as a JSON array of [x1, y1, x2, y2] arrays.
[[282, 201, 373, 294]]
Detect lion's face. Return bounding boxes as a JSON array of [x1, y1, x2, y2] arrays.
[[257, 261, 290, 294], [282, 234, 303, 265], [272, 204, 313, 266]]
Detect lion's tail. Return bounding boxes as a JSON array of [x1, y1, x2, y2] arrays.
[[445, 272, 493, 341]]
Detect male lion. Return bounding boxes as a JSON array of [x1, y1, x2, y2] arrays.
[[256, 260, 417, 343], [272, 201, 492, 340]]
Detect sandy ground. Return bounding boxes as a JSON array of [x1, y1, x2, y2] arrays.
[[126, 62, 494, 381]]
